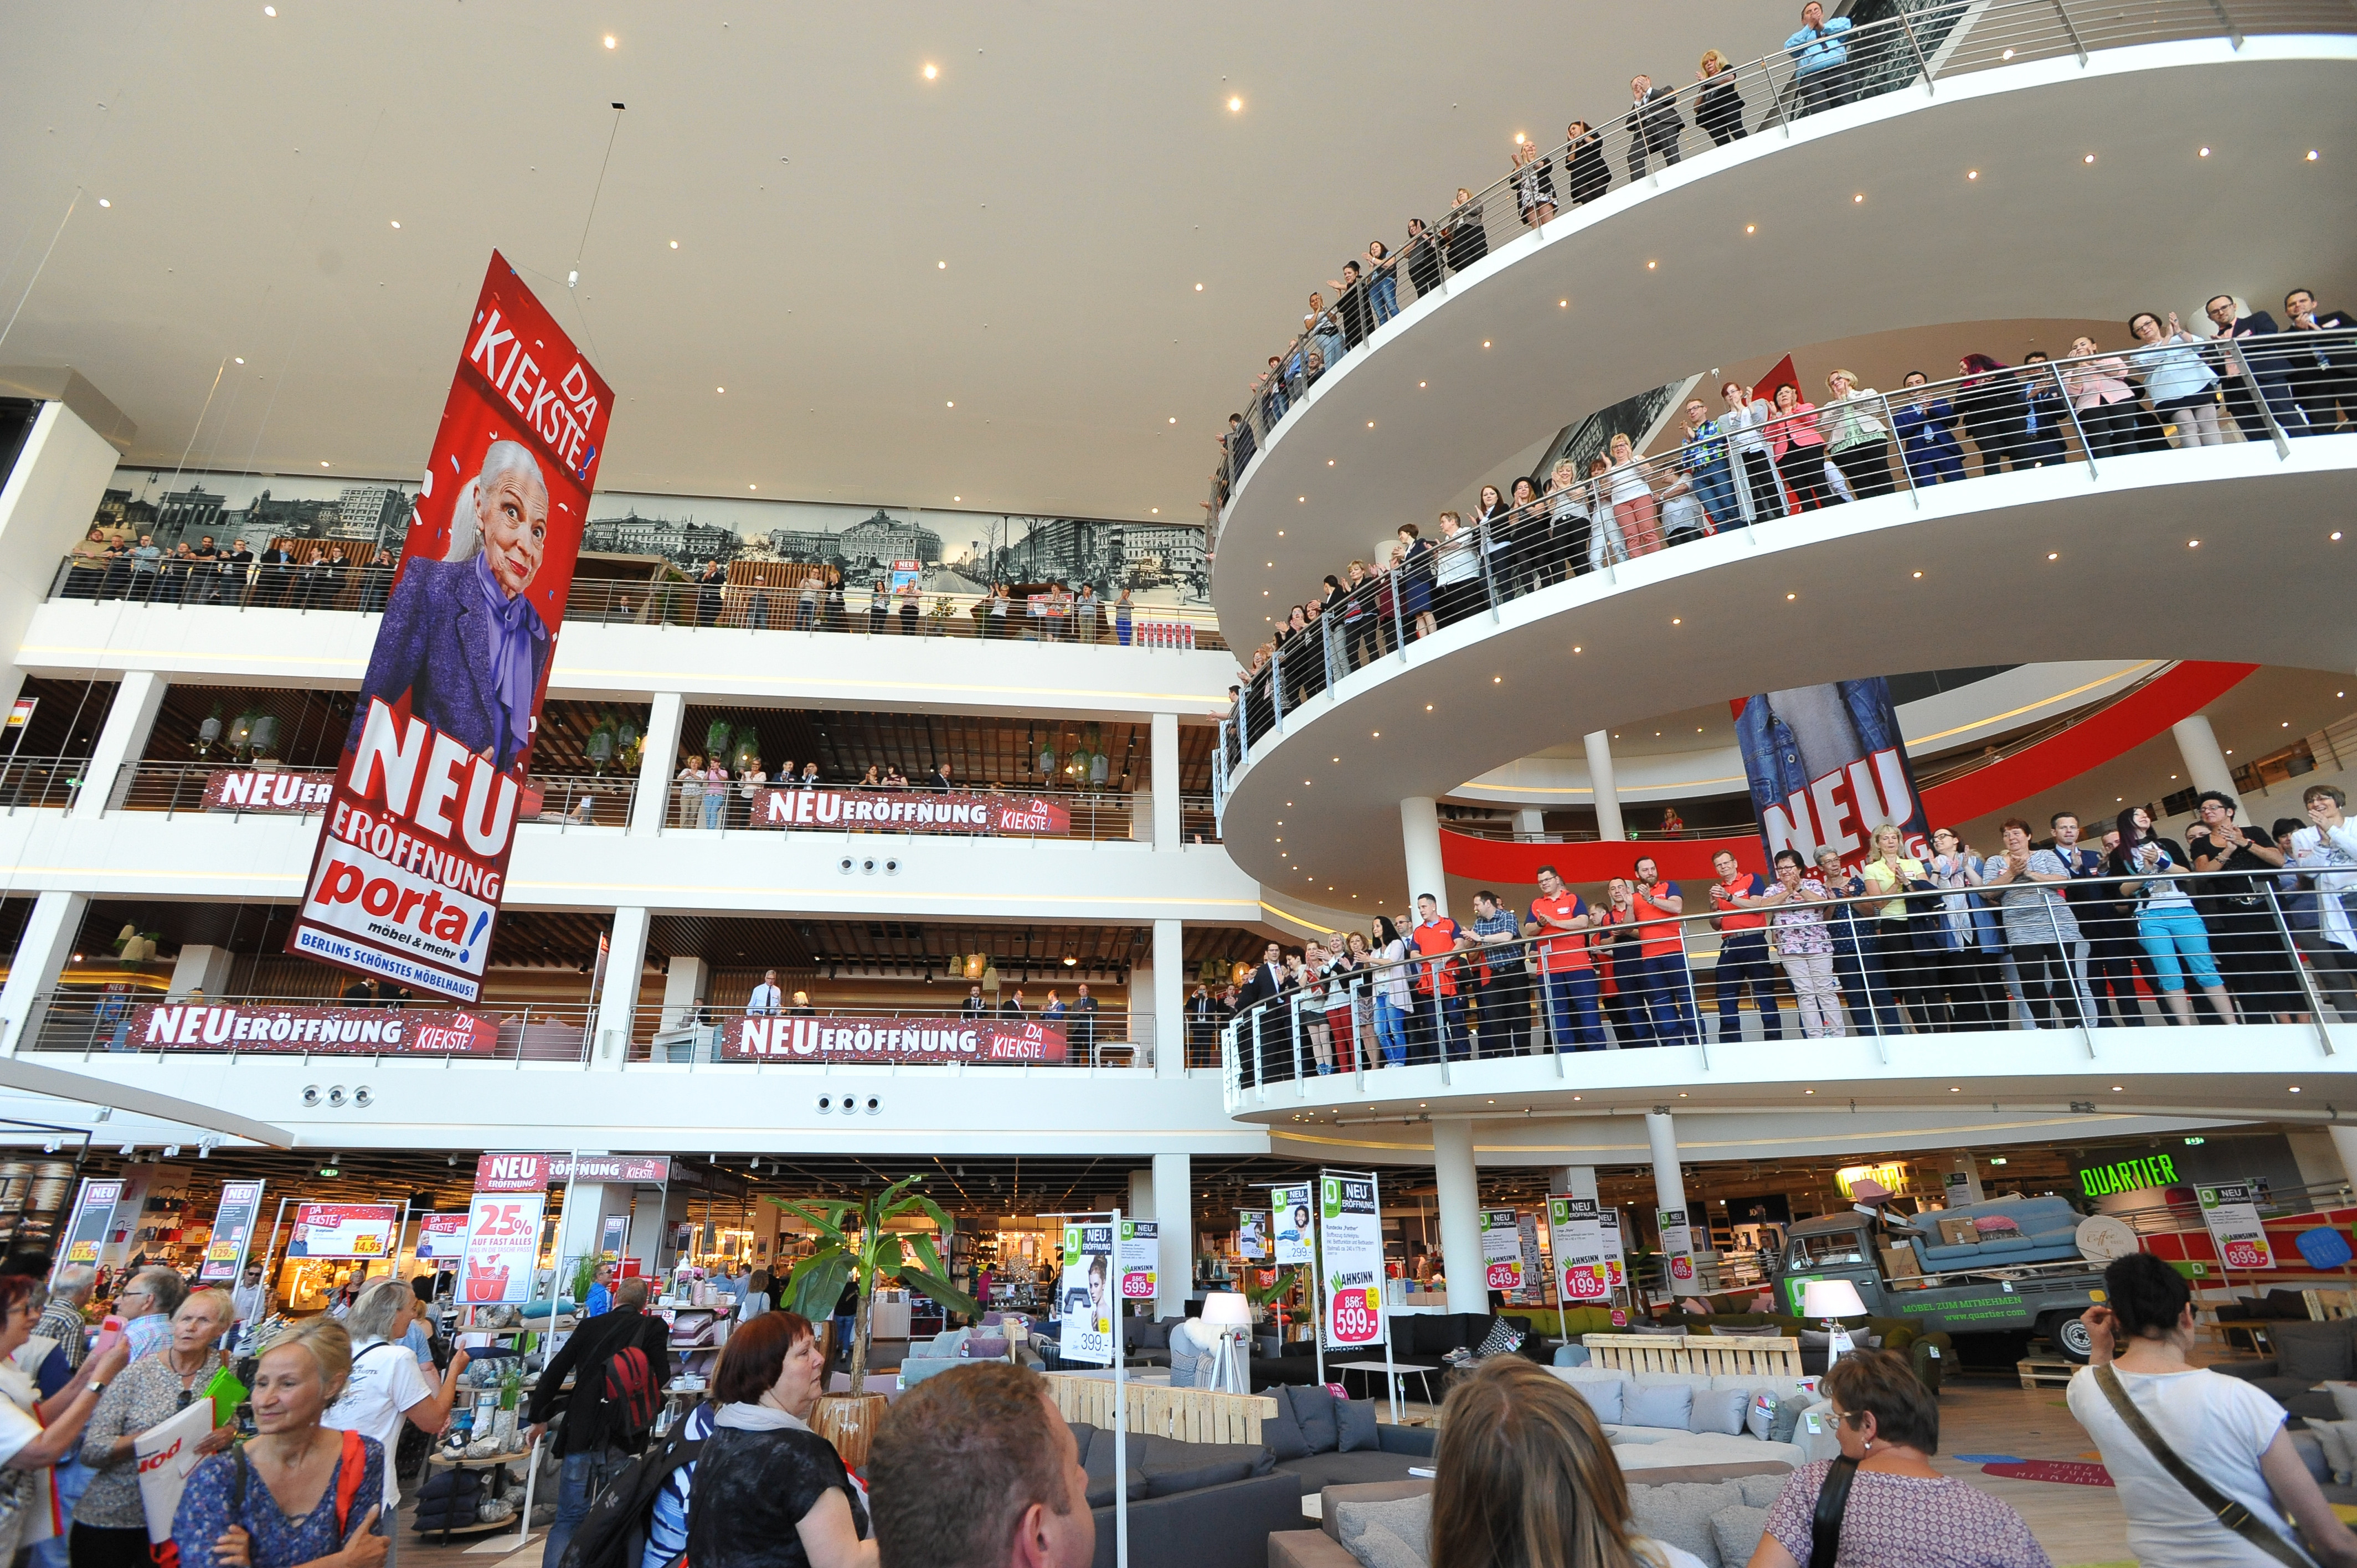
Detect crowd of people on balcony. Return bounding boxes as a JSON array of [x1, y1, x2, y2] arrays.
[[59, 533, 394, 612], [1224, 291, 2351, 728], [1227, 785, 2357, 1082]]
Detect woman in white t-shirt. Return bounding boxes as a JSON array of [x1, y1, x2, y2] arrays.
[[322, 1280, 472, 1566], [2071, 1253, 2357, 1566]]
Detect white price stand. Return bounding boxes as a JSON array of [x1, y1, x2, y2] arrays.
[[1050, 1209, 1128, 1568], [1318, 1169, 1390, 1420]]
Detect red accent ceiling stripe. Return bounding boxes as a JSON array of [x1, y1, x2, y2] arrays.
[[1438, 661, 2258, 885]]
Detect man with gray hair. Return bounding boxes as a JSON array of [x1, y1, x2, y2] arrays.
[[36, 1266, 94, 1373], [116, 1266, 186, 1363]]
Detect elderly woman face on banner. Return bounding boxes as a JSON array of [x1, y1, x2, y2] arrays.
[[476, 447, 549, 599]]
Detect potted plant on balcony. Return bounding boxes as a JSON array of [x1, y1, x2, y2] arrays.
[[766, 1176, 976, 1468]]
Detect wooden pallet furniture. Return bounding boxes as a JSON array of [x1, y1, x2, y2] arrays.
[[2016, 1357, 2077, 1389], [1044, 1373, 1279, 1445], [2305, 1289, 2356, 1321], [1580, 1334, 1804, 1381]]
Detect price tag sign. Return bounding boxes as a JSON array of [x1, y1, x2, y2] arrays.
[[460, 1190, 547, 1304], [1320, 1174, 1385, 1351], [1659, 1208, 1696, 1288], [1118, 1220, 1158, 1301], [290, 1203, 400, 1260], [198, 1180, 266, 1283], [1480, 1208, 1524, 1291], [1548, 1198, 1608, 1302], [53, 1179, 124, 1280], [2197, 1181, 2275, 1271]]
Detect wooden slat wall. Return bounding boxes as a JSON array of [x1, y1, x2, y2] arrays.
[[1043, 1373, 1278, 1446], [1578, 1334, 1803, 1380]]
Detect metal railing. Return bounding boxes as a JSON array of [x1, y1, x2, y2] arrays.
[[1207, 0, 2357, 529], [1219, 865, 2355, 1097], [0, 754, 90, 813], [1214, 329, 2357, 802], [43, 560, 1231, 652]]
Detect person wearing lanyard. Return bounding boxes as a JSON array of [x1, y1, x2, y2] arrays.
[[1707, 850, 1785, 1043], [748, 970, 785, 1017], [1624, 858, 1696, 1045], [1526, 866, 1604, 1052]]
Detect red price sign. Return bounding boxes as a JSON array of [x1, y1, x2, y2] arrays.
[[1669, 1255, 1695, 1282], [2222, 1240, 2269, 1268], [1120, 1275, 1155, 1298], [1564, 1265, 1607, 1301], [1329, 1287, 1379, 1344], [1485, 1262, 1519, 1289]]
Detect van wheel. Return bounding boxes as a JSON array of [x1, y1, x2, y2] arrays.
[[2042, 1312, 2093, 1364]]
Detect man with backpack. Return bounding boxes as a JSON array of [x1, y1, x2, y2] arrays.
[[527, 1277, 673, 1568]]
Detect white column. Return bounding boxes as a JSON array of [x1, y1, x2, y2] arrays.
[[631, 693, 686, 835], [1151, 711, 1181, 849], [1645, 1109, 1686, 1216], [1128, 1169, 1155, 1225], [71, 671, 166, 819], [1152, 919, 1185, 1077], [1584, 731, 1624, 840], [2171, 715, 2236, 799], [1401, 796, 1447, 917], [0, 890, 89, 1054], [662, 957, 711, 1033], [1152, 1153, 1193, 1317], [167, 945, 235, 999], [1432, 1117, 1485, 1313], [550, 1156, 612, 1299], [2330, 1126, 2357, 1190], [1549, 1167, 1600, 1203], [0, 395, 130, 725], [1946, 1151, 1985, 1205], [593, 908, 650, 1069]]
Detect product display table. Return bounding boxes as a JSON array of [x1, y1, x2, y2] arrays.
[[1331, 1360, 1438, 1405], [420, 1443, 537, 1545]]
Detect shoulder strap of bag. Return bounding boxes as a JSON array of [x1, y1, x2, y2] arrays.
[[333, 1428, 368, 1538], [1807, 1456, 1856, 1568], [2092, 1364, 2316, 1567]]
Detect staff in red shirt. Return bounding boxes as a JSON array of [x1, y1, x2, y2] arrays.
[[1526, 865, 1605, 1050], [1409, 893, 1472, 1063], [1709, 849, 1787, 1043], [1622, 857, 1697, 1044]]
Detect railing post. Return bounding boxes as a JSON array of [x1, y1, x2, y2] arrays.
[[2051, 0, 2090, 65], [1250, 1011, 1264, 1099], [1350, 977, 1368, 1090], [1272, 647, 1286, 734], [1390, 570, 1408, 662], [1478, 522, 1501, 621], [1893, 5, 1935, 92], [2050, 362, 2099, 479], [2265, 881, 2337, 1056], [1290, 996, 1306, 1092], [2208, 0, 2244, 49], [1679, 925, 1710, 1070], [1886, 394, 1921, 508], [2225, 338, 2291, 458]]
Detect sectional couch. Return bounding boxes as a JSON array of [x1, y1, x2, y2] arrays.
[[2213, 1316, 2357, 1422], [1546, 1365, 1839, 1472]]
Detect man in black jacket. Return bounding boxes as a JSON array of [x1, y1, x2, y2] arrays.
[[1625, 74, 1684, 181], [525, 1277, 672, 1568], [2284, 288, 2355, 434], [2204, 295, 2305, 439], [1233, 942, 1294, 1088]]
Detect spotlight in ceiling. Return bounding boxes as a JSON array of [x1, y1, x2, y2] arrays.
[[604, 34, 616, 48], [923, 63, 938, 80], [1227, 96, 1243, 112]]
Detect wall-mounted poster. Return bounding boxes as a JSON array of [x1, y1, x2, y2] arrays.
[[1734, 677, 1930, 870], [288, 1203, 400, 1260]]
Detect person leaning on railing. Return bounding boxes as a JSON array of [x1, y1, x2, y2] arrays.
[[1784, 0, 1856, 120], [2106, 804, 2235, 1027], [1695, 50, 1747, 145], [1816, 369, 1898, 501], [2125, 310, 2225, 448], [2286, 784, 2357, 1017]]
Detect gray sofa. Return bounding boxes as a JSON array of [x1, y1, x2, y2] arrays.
[[2212, 1317, 2354, 1422], [1068, 1421, 1310, 1568]]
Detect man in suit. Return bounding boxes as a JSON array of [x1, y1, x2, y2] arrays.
[[2204, 295, 2305, 439], [2041, 812, 2106, 1029], [348, 441, 551, 775], [1233, 941, 1294, 1088], [1625, 74, 1684, 182], [223, 538, 255, 607], [255, 540, 297, 607], [1185, 982, 1217, 1067], [2284, 288, 2355, 435]]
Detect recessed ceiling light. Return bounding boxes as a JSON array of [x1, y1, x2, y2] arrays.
[[1195, 283, 1203, 292], [604, 34, 616, 48], [1786, 592, 1796, 600], [2291, 1085, 2303, 1092], [749, 484, 757, 491], [389, 219, 400, 228], [1228, 96, 1243, 112], [1852, 193, 1864, 203], [1966, 171, 1978, 180], [670, 239, 679, 249], [2083, 153, 2096, 163], [234, 357, 244, 364], [716, 386, 724, 393], [1483, 341, 1490, 348], [1559, 300, 1567, 307], [98, 198, 110, 208], [2188, 539, 2200, 548], [1647, 260, 1658, 269], [2047, 552, 2059, 560], [2307, 149, 2319, 161], [1911, 570, 1923, 578], [263, 4, 275, 12], [937, 260, 946, 269], [1169, 416, 1177, 424], [320, 461, 331, 467], [2200, 146, 2211, 156], [955, 495, 961, 502], [923, 63, 938, 80], [946, 400, 954, 408]]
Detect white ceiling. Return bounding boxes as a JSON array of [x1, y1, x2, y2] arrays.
[[0, 0, 1766, 520]]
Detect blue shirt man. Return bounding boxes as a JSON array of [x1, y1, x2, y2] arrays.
[[585, 1261, 615, 1318], [1786, 2, 1856, 116]]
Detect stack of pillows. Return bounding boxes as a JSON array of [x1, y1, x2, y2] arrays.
[[1260, 1383, 1385, 1459], [1561, 1378, 1815, 1446]]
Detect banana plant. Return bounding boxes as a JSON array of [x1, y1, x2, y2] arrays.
[[764, 1175, 980, 1392]]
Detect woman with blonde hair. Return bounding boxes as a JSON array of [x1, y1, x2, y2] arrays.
[[1696, 50, 1747, 144], [74, 1287, 240, 1568], [1431, 1358, 1704, 1568], [1859, 822, 1937, 1032], [1816, 369, 1898, 499], [1602, 434, 1665, 556]]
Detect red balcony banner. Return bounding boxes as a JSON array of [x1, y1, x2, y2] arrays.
[[129, 1001, 498, 1057], [743, 787, 1071, 835], [286, 253, 613, 1000], [725, 1014, 1067, 1065], [203, 769, 333, 813]]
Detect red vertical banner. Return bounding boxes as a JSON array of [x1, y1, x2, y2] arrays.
[[287, 253, 613, 1000]]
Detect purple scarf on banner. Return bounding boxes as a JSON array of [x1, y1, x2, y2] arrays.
[[474, 551, 546, 770]]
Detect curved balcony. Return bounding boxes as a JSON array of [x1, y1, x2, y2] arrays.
[[1213, 871, 2352, 1125], [1207, 16, 2356, 623], [1215, 411, 2357, 903]]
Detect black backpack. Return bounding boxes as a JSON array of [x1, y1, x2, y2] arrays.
[[554, 1427, 706, 1568]]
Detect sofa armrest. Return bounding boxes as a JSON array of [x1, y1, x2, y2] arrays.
[[1269, 1528, 1358, 1568], [1377, 1425, 1437, 1458], [2211, 1358, 2282, 1383]]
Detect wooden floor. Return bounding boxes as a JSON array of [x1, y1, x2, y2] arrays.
[[400, 1375, 2139, 1568]]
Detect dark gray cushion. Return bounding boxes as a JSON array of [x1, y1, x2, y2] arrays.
[[1274, 1449, 1432, 1488], [1287, 1384, 1340, 1455], [1083, 1470, 1147, 1508], [1144, 1457, 1252, 1497], [1262, 1394, 1311, 1460], [2276, 1322, 2357, 1384], [1335, 1397, 1381, 1453]]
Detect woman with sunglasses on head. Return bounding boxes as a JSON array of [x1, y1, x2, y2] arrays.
[[74, 1289, 240, 1568], [0, 1275, 129, 1565]]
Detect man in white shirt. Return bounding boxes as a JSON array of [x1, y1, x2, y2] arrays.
[[2289, 784, 2357, 1016], [326, 1279, 472, 1567], [747, 969, 784, 1016]]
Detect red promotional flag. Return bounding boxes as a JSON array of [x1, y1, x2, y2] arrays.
[[286, 253, 613, 1000], [1750, 353, 1800, 407]]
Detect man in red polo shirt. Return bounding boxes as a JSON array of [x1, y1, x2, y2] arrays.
[[1409, 893, 1471, 1064], [1709, 848, 1786, 1043], [1526, 865, 1604, 1051], [1624, 857, 1697, 1045]]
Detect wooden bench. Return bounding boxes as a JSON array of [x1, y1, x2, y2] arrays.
[[2306, 1289, 2357, 1321], [1044, 1373, 1279, 1445], [1580, 1333, 1804, 1380]]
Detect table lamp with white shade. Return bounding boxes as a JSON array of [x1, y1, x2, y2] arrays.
[[1800, 1278, 1866, 1366], [1201, 1291, 1254, 1394]]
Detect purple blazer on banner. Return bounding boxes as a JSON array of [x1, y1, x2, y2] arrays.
[[347, 554, 549, 774]]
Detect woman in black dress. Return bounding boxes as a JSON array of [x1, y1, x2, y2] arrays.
[[1439, 188, 1487, 274], [1695, 51, 1747, 145], [1324, 260, 1370, 354], [1400, 218, 1443, 301], [685, 1311, 872, 1568], [1561, 122, 1609, 205]]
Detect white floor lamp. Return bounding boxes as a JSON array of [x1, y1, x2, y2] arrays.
[[1800, 1278, 1866, 1369], [1201, 1291, 1253, 1394]]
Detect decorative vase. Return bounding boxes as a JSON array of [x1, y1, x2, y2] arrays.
[[811, 1390, 889, 1470]]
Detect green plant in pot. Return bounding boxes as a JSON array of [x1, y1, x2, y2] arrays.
[[766, 1177, 977, 1467]]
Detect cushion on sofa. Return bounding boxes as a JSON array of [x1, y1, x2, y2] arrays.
[[1336, 1397, 1381, 1452], [1262, 1392, 1312, 1461], [1144, 1457, 1252, 1498], [1711, 1504, 1771, 1566], [1745, 1391, 1777, 1442], [1709, 1323, 1781, 1337], [1288, 1384, 1341, 1454], [2277, 1322, 2357, 1384], [1629, 1481, 1747, 1566], [961, 1335, 1009, 1359], [1334, 1493, 1430, 1568], [1766, 1396, 1808, 1446], [1626, 1384, 1694, 1430], [1689, 1388, 1748, 1437], [1572, 1378, 1625, 1423], [1279, 1450, 1437, 1488]]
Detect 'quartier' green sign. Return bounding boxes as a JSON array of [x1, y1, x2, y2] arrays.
[[2079, 1153, 2180, 1196]]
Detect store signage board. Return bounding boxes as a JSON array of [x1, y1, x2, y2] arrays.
[[599, 1215, 629, 1257], [1235, 1211, 1267, 1261], [287, 252, 613, 1002], [1548, 1199, 1609, 1302], [1600, 1209, 1627, 1290], [128, 1001, 497, 1056], [2197, 1180, 2275, 1270], [1659, 1209, 1696, 1290], [461, 1189, 547, 1304], [743, 788, 1071, 837], [1320, 1173, 1385, 1352], [2082, 1154, 2182, 1197], [1118, 1220, 1157, 1303], [1272, 1184, 1314, 1267], [200, 771, 335, 814], [289, 1203, 400, 1260], [197, 1180, 267, 1283], [1480, 1209, 1525, 1292], [414, 1214, 469, 1261], [1058, 1223, 1115, 1366], [727, 1015, 1066, 1065], [475, 1153, 550, 1193], [546, 1155, 671, 1184], [54, 1178, 125, 1280]]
